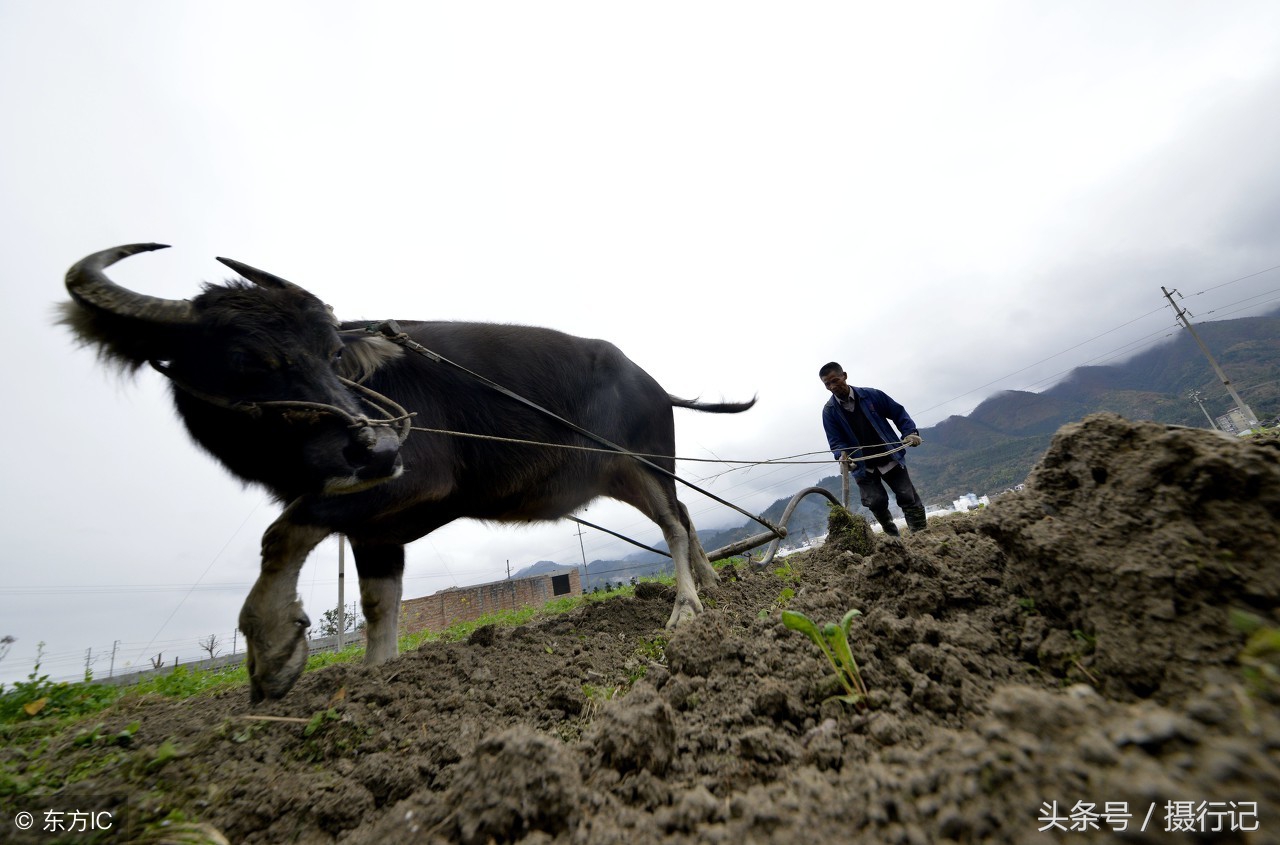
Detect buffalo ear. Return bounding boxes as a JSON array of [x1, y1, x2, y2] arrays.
[[56, 300, 186, 372], [337, 334, 404, 382]]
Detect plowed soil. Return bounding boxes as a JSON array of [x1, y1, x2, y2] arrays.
[[5, 413, 1279, 844]]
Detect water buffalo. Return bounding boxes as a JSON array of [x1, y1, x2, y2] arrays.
[[61, 244, 755, 702]]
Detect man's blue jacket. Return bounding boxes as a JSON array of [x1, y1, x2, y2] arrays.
[[821, 387, 919, 480]]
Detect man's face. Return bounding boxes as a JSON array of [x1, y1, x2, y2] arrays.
[[821, 369, 851, 399]]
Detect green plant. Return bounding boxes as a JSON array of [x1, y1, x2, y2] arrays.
[[781, 608, 869, 708], [773, 560, 798, 581], [304, 708, 341, 737], [581, 683, 622, 701], [71, 721, 139, 748], [136, 665, 242, 698], [0, 644, 121, 725], [1239, 623, 1280, 702], [634, 636, 667, 664], [144, 740, 182, 773]]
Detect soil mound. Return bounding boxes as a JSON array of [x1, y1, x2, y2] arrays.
[[4, 413, 1278, 843]]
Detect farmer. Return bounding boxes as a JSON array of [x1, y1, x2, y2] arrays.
[[819, 362, 928, 536]]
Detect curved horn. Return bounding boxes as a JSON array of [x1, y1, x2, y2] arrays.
[[65, 243, 196, 325], [215, 256, 302, 291]]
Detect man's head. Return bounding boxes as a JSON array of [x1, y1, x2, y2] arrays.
[[819, 362, 851, 399]]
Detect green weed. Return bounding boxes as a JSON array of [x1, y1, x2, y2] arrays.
[[143, 740, 182, 774], [781, 608, 870, 709], [0, 645, 121, 725], [634, 636, 667, 664], [304, 708, 342, 737], [773, 560, 798, 581], [1235, 610, 1280, 703]]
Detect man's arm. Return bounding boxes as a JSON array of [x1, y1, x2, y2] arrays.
[[867, 389, 920, 443], [821, 402, 853, 460]]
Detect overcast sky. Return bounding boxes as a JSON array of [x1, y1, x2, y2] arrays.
[[3, 2, 1279, 684]]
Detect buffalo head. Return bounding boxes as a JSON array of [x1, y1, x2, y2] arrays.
[[60, 244, 404, 500]]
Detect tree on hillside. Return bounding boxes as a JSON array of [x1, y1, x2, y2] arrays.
[[198, 634, 221, 660], [316, 602, 366, 638]]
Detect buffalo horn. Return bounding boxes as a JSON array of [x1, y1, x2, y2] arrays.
[[65, 243, 197, 325], [215, 256, 303, 292]]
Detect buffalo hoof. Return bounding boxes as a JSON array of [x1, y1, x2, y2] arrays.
[[665, 595, 702, 629]]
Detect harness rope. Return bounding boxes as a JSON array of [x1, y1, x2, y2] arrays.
[[401, 424, 906, 465], [151, 324, 911, 554], [360, 320, 788, 536], [148, 361, 415, 442]]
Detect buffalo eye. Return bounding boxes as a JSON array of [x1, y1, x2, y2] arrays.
[[229, 349, 279, 379]]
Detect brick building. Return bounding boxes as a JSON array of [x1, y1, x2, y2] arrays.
[[399, 569, 582, 635]]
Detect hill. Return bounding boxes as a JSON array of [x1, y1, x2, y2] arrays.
[[907, 311, 1279, 503]]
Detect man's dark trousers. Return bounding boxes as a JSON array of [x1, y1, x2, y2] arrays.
[[856, 463, 925, 535]]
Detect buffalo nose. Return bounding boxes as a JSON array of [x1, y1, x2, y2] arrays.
[[346, 427, 402, 479]]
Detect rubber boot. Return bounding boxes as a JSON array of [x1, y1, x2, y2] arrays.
[[903, 506, 928, 533], [872, 509, 900, 537]]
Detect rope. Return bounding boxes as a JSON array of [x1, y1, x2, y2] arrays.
[[363, 320, 788, 535], [405, 423, 907, 466], [149, 361, 414, 442]]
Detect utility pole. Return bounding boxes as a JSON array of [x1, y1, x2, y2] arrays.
[[1161, 286, 1258, 427], [1187, 391, 1218, 430], [337, 535, 346, 650], [575, 523, 591, 592], [109, 640, 120, 678]]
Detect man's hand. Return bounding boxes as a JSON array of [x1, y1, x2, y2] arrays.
[[902, 434, 922, 447]]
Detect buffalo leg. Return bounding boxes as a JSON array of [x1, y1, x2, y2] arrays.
[[349, 541, 405, 665], [240, 501, 331, 703], [626, 474, 701, 627], [680, 500, 720, 590]]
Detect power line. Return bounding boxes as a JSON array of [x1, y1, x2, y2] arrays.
[[918, 275, 1278, 419], [131, 498, 264, 670], [3, 583, 254, 595], [1183, 263, 1280, 296], [916, 306, 1169, 418]]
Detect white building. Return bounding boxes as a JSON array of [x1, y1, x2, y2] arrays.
[[952, 492, 990, 512], [1215, 407, 1255, 436]]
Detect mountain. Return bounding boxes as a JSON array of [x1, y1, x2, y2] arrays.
[[512, 557, 674, 590], [515, 560, 570, 577], [515, 310, 1279, 579], [908, 311, 1280, 503]]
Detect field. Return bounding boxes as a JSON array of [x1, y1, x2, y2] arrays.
[[3, 413, 1279, 844]]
